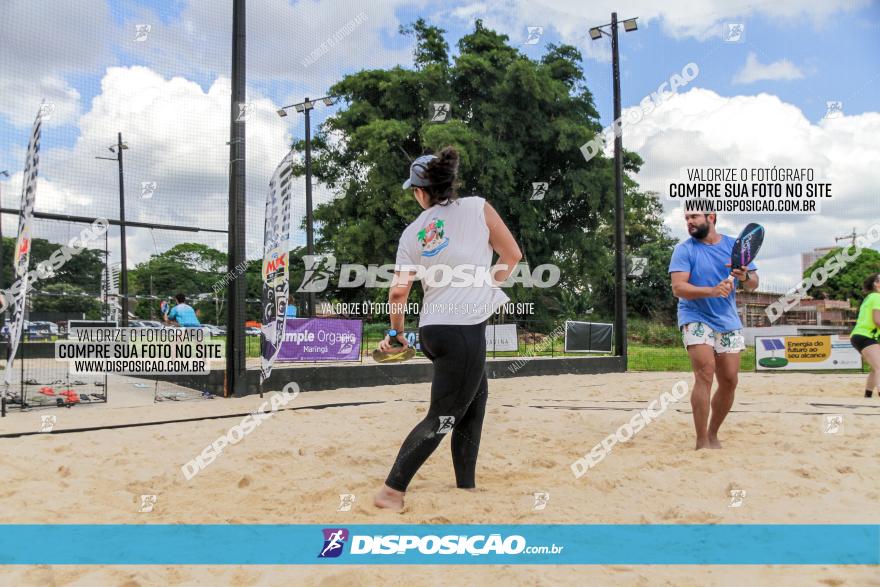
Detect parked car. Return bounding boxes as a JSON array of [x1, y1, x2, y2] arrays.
[[245, 326, 261, 336], [201, 324, 225, 336], [30, 321, 59, 335]]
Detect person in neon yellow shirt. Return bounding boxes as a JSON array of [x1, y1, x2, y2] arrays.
[[850, 273, 880, 398]]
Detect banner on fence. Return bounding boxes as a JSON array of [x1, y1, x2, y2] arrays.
[[487, 324, 518, 352], [756, 335, 862, 370], [260, 151, 294, 383], [5, 105, 44, 385], [277, 318, 362, 361]]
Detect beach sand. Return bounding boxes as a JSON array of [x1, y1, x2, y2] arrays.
[[1, 371, 878, 585]]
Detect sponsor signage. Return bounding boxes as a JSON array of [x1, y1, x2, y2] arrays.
[[277, 318, 362, 361], [486, 324, 518, 352], [756, 335, 862, 370]]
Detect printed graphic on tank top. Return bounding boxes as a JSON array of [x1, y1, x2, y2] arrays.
[[396, 196, 509, 327]]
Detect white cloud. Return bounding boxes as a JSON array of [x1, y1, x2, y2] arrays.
[[619, 88, 880, 286], [443, 0, 869, 57], [0, 75, 83, 127], [0, 0, 115, 127], [121, 0, 415, 91], [733, 52, 805, 84], [6, 66, 293, 267]]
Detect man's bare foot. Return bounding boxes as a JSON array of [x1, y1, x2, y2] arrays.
[[708, 435, 722, 449], [458, 487, 479, 492], [695, 438, 711, 450], [374, 484, 405, 511]]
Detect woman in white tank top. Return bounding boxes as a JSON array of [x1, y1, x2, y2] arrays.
[[374, 147, 522, 511]]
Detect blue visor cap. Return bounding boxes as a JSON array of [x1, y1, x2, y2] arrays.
[[402, 154, 438, 189]]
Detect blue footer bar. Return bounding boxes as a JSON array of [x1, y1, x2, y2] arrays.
[[0, 525, 877, 564]]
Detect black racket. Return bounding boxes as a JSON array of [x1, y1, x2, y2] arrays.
[[727, 222, 764, 281]]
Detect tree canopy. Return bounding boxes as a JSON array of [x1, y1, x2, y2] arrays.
[[804, 246, 880, 305], [293, 18, 676, 324]]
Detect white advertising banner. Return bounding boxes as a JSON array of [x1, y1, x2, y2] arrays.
[[756, 335, 862, 371], [486, 324, 518, 352]]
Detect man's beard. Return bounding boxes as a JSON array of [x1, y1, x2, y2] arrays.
[[690, 224, 710, 240]]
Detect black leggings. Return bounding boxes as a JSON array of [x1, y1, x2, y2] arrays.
[[384, 320, 489, 492]]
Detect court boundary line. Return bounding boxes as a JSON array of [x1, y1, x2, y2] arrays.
[[5, 398, 876, 439], [0, 400, 386, 439]]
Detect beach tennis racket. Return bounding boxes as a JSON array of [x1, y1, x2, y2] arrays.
[[160, 300, 170, 315], [371, 339, 416, 363], [727, 222, 764, 281]]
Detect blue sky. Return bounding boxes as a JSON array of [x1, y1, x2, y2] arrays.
[[0, 0, 878, 283]]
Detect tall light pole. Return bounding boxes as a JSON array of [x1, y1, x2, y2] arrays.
[[277, 95, 337, 318], [589, 13, 638, 366], [95, 134, 130, 326]]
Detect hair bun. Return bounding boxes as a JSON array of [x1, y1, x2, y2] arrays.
[[419, 146, 460, 205], [424, 146, 459, 186]]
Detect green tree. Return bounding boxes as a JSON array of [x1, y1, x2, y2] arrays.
[[1, 235, 106, 292], [805, 246, 880, 304], [31, 283, 102, 319], [129, 243, 227, 320], [291, 18, 673, 325]]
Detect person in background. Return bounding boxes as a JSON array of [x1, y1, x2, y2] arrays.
[[849, 273, 880, 398], [162, 293, 201, 328]]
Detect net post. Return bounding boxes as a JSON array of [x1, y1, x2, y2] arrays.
[[225, 0, 247, 398]]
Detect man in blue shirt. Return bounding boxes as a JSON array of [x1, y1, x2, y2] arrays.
[[669, 212, 759, 450], [163, 293, 201, 327]]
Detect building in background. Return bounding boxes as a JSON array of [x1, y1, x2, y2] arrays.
[[737, 290, 857, 329], [801, 246, 837, 275]]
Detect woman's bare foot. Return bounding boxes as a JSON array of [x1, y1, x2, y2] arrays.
[[695, 438, 711, 450], [708, 435, 723, 449], [374, 484, 405, 511]]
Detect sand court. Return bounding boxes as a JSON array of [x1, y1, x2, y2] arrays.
[[1, 371, 878, 585]]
